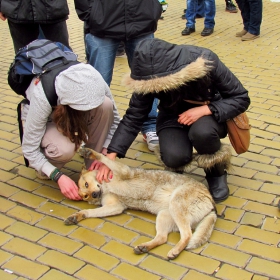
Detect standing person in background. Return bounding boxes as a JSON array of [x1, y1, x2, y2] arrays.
[[182, 0, 216, 36], [235, 0, 262, 41], [0, 0, 70, 53], [74, 0, 163, 152]]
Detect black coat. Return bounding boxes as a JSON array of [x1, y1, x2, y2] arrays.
[[0, 0, 69, 23], [74, 0, 162, 40], [108, 38, 250, 158]]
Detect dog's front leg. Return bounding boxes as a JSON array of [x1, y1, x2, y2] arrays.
[[64, 203, 125, 225]]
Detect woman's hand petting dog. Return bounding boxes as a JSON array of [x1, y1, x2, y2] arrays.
[[88, 160, 113, 183]]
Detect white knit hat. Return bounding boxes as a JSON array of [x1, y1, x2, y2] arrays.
[[55, 63, 106, 111]]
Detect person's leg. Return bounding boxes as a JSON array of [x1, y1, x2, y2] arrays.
[[141, 98, 158, 135], [125, 34, 154, 68], [203, 0, 216, 29], [189, 116, 226, 155], [189, 116, 230, 203], [40, 21, 70, 48], [85, 34, 120, 86], [247, 0, 262, 35], [126, 34, 159, 151], [158, 127, 193, 171], [197, 0, 205, 17], [201, 0, 215, 36], [7, 21, 39, 53], [235, 0, 250, 32], [182, 0, 197, 35], [84, 96, 114, 167], [41, 122, 76, 170]]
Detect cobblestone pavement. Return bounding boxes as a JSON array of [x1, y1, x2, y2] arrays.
[[0, 0, 280, 279]]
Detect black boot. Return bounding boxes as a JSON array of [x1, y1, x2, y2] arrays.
[[205, 164, 229, 203]]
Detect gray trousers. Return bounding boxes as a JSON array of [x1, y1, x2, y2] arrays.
[[41, 96, 114, 169]]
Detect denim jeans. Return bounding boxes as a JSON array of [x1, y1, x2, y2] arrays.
[[197, 0, 205, 17], [235, 0, 262, 35], [186, 0, 215, 29], [85, 33, 158, 134]]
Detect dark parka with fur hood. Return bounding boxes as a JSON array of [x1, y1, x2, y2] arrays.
[[0, 0, 69, 23], [74, 0, 162, 40], [108, 38, 250, 158]]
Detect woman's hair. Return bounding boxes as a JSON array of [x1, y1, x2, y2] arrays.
[[52, 105, 88, 151]]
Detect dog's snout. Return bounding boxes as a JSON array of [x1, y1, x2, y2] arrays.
[[79, 191, 90, 200]]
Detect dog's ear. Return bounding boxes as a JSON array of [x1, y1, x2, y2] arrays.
[[80, 165, 88, 175]]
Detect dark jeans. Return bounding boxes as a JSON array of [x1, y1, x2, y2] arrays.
[[8, 20, 70, 53], [158, 116, 227, 169], [235, 0, 262, 35]]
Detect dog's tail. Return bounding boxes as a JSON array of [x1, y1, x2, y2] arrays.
[[186, 210, 217, 250]]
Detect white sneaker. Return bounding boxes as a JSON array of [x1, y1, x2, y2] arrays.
[[143, 131, 159, 151]]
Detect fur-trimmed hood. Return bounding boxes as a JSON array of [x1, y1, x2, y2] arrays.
[[123, 38, 213, 94]]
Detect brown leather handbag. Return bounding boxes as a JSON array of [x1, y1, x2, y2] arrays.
[[226, 112, 251, 154], [184, 99, 251, 154]]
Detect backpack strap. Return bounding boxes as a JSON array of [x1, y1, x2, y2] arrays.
[[40, 60, 80, 106]]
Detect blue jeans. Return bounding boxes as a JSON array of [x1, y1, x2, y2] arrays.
[[184, 0, 205, 19], [197, 0, 205, 17], [235, 0, 262, 35], [85, 33, 158, 134], [186, 0, 215, 29]]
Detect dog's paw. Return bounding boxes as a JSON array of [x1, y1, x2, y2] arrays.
[[134, 245, 149, 255], [167, 249, 179, 260], [79, 147, 93, 159], [64, 212, 86, 225]]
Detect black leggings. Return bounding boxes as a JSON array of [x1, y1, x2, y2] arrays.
[[158, 116, 227, 169]]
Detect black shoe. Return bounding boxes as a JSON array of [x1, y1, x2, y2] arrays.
[[225, 0, 238, 13], [201, 28, 214, 36], [181, 14, 186, 19], [206, 173, 229, 203], [182, 27, 195, 36]]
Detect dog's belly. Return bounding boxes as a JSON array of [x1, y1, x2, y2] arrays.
[[116, 187, 172, 214]]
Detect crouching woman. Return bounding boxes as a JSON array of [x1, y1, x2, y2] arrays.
[[104, 38, 250, 203], [20, 63, 120, 200]]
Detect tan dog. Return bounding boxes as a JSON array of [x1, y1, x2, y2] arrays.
[[64, 148, 217, 259]]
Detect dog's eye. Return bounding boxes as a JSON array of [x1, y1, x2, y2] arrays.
[[85, 182, 89, 188]]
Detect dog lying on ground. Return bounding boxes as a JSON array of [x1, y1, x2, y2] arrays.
[[64, 148, 217, 259]]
